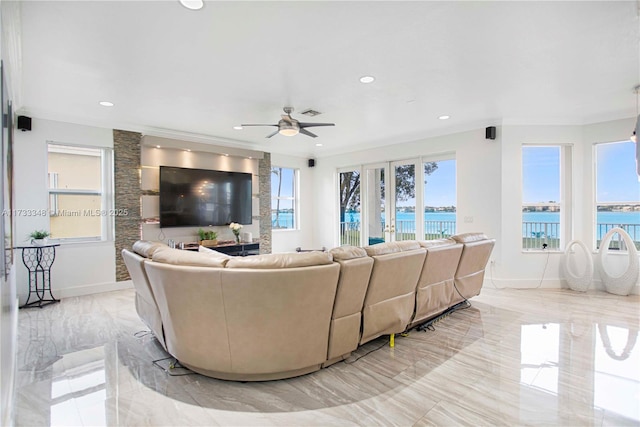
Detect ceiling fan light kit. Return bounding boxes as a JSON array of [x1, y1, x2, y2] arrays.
[[242, 107, 335, 138]]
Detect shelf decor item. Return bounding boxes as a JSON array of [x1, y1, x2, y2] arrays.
[[597, 227, 639, 296], [28, 230, 50, 246], [197, 228, 218, 247], [229, 222, 243, 244]]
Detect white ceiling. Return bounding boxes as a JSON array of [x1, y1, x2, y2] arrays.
[[15, 1, 640, 157]]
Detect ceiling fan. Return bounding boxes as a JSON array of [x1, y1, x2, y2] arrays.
[[241, 107, 335, 138]]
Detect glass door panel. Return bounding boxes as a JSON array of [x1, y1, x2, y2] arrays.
[[393, 161, 418, 241], [338, 169, 361, 246], [364, 165, 388, 245]]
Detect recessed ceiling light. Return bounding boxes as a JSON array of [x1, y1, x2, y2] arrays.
[[223, 153, 229, 157], [185, 149, 191, 152], [315, 143, 323, 147], [438, 115, 450, 120], [156, 145, 161, 148], [179, 0, 203, 10], [99, 101, 114, 107], [233, 126, 243, 130], [359, 76, 375, 84]]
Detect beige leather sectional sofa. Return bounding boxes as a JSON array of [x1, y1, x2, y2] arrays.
[[122, 233, 494, 381]]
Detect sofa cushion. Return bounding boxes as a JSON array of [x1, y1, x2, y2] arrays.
[[330, 245, 368, 260], [364, 242, 401, 256], [133, 240, 169, 258], [418, 238, 456, 249], [152, 247, 229, 268], [225, 251, 333, 269], [199, 245, 233, 260], [452, 233, 488, 243], [395, 240, 421, 251]]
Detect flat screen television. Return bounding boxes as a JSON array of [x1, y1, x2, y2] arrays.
[[159, 166, 252, 227]]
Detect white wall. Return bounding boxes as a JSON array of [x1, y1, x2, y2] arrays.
[[271, 153, 316, 253], [313, 120, 639, 293], [13, 118, 119, 302]]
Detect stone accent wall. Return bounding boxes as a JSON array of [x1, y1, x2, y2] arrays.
[[113, 130, 142, 281], [258, 153, 272, 254]]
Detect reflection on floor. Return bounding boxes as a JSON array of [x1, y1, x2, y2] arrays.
[[15, 287, 640, 426]]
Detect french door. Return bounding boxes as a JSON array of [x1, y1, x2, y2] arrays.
[[362, 159, 422, 245]]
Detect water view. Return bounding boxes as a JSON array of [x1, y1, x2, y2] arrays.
[[273, 210, 640, 248]]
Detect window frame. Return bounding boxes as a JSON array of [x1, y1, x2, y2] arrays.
[[270, 166, 299, 231], [521, 144, 572, 252], [592, 139, 640, 251], [47, 142, 114, 243]]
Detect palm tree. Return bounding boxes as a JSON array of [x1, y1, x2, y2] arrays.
[[271, 167, 283, 228]]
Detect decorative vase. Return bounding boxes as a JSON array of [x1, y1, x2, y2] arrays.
[[234, 233, 240, 244], [31, 238, 48, 246], [200, 239, 218, 247]]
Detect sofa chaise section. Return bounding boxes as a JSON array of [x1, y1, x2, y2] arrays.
[[325, 245, 374, 366], [409, 238, 464, 329], [121, 240, 169, 351], [360, 241, 426, 345], [144, 249, 340, 381], [450, 233, 496, 304]]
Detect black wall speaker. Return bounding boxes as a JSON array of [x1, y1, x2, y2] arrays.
[[485, 126, 496, 140], [17, 115, 32, 132], [308, 159, 315, 167]]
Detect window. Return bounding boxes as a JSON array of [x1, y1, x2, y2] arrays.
[[48, 143, 113, 241], [423, 158, 456, 239], [270, 167, 297, 230], [594, 140, 640, 249], [522, 145, 571, 250]]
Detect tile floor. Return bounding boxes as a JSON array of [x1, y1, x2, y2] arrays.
[[14, 287, 640, 426]]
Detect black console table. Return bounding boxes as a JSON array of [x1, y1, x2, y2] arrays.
[[205, 242, 259, 257], [16, 244, 60, 308]]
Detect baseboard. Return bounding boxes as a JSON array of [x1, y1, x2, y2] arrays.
[[56, 280, 133, 299], [483, 277, 563, 290], [483, 278, 640, 295]]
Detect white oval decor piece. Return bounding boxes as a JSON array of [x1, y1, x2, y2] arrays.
[[597, 227, 639, 296], [562, 240, 593, 292]]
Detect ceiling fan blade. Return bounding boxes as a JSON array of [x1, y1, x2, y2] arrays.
[[241, 124, 278, 127], [299, 128, 318, 138], [265, 130, 280, 138], [298, 122, 335, 128]]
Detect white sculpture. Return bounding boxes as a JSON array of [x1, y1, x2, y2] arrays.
[[562, 240, 593, 292], [597, 227, 639, 296]]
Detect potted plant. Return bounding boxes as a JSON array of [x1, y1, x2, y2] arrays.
[[197, 228, 218, 247], [29, 230, 50, 246]]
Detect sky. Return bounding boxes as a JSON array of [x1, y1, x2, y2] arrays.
[[596, 141, 640, 203], [522, 146, 561, 203], [272, 139, 639, 210]]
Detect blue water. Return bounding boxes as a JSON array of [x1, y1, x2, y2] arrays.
[[273, 210, 639, 238]]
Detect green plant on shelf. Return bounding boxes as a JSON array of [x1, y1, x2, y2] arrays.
[[197, 228, 218, 241], [28, 230, 50, 240]]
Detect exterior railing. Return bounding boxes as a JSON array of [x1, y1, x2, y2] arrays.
[[597, 223, 640, 250], [339, 221, 361, 246], [522, 222, 640, 250], [272, 217, 294, 229], [522, 221, 560, 250], [424, 220, 456, 239], [339, 219, 457, 245]]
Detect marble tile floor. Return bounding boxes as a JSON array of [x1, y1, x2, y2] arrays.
[[14, 287, 640, 426]]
